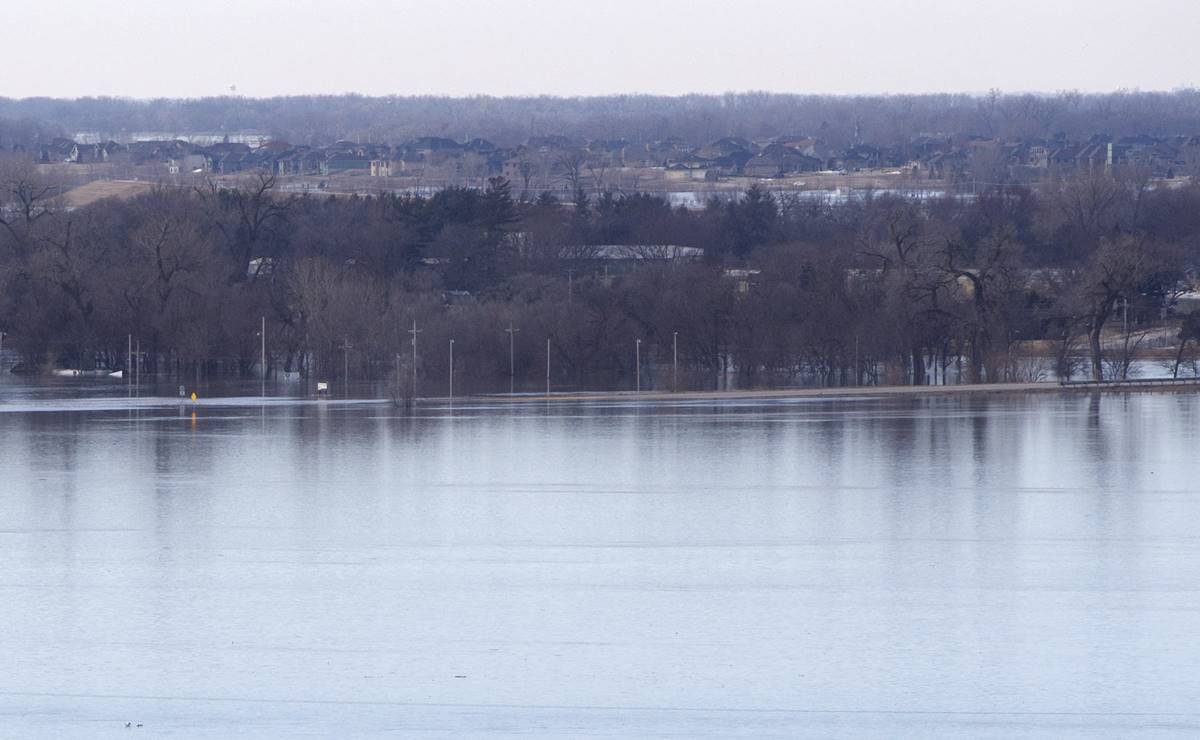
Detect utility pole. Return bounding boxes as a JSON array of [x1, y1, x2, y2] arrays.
[[635, 338, 642, 393], [341, 340, 350, 398], [408, 319, 421, 399], [260, 315, 266, 398], [135, 340, 140, 398], [449, 338, 455, 401], [127, 334, 132, 397], [855, 334, 860, 387], [546, 337, 551, 397], [506, 322, 519, 395], [672, 331, 678, 392]]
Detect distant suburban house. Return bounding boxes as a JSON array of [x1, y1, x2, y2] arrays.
[[645, 137, 694, 166], [275, 149, 324, 176], [199, 142, 253, 173], [775, 137, 836, 168], [322, 152, 371, 175], [406, 136, 462, 163], [166, 152, 206, 174], [696, 137, 755, 161], [918, 149, 969, 179], [664, 162, 712, 181], [743, 144, 822, 178], [839, 144, 883, 171], [463, 137, 497, 154]]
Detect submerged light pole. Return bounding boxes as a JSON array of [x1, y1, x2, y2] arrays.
[[672, 331, 678, 393], [506, 322, 519, 395], [635, 338, 642, 393], [408, 319, 421, 399], [341, 339, 350, 398], [854, 334, 860, 387]]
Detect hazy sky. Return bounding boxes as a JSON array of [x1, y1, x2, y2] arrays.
[[5, 0, 1198, 98]]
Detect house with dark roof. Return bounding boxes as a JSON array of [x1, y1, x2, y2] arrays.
[[321, 152, 371, 175], [742, 144, 821, 178], [838, 144, 883, 171], [41, 137, 80, 163], [696, 137, 755, 160]]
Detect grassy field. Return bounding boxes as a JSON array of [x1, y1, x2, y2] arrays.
[[60, 179, 157, 208]]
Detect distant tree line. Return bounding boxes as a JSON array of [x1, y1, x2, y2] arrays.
[[6, 90, 1200, 150], [2, 155, 1200, 392]]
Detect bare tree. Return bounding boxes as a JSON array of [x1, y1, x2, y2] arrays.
[[199, 172, 291, 284]]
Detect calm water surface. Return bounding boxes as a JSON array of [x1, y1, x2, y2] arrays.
[[1, 381, 1199, 738]]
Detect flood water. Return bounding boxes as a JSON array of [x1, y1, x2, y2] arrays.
[[2, 381, 1199, 738]]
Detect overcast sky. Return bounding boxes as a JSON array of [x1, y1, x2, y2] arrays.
[[5, 0, 1198, 99]]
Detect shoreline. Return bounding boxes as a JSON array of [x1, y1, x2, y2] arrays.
[[6, 378, 1200, 413], [470, 379, 1200, 404]]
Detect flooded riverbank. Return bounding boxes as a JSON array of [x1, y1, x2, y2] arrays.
[[2, 387, 1199, 737]]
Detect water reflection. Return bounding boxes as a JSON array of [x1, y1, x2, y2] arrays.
[[1, 391, 1199, 737]]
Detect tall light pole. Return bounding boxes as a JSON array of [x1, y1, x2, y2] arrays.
[[449, 338, 455, 401], [672, 331, 678, 392], [546, 337, 551, 397], [127, 334, 132, 397], [260, 315, 266, 398], [341, 339, 350, 398], [506, 322, 519, 395], [635, 338, 642, 393], [408, 319, 421, 399], [854, 334, 860, 387]]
